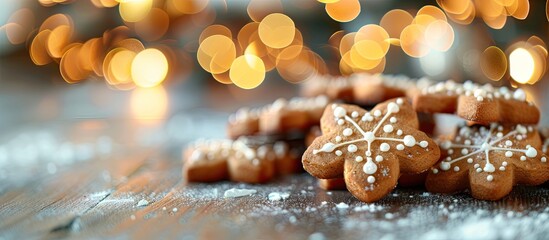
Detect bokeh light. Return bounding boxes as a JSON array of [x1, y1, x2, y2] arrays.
[[324, 0, 361, 22], [119, 0, 153, 23], [131, 48, 169, 88], [480, 46, 507, 81], [258, 13, 295, 49], [509, 47, 535, 84], [197, 35, 236, 74], [230, 54, 266, 89], [130, 86, 169, 125]]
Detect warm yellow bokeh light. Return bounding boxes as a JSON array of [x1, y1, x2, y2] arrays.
[[110, 49, 136, 84], [480, 46, 507, 81], [119, 0, 153, 22], [400, 24, 430, 58], [130, 86, 169, 125], [258, 13, 295, 49], [47, 25, 72, 59], [318, 0, 340, 3], [509, 48, 534, 84], [425, 20, 454, 52], [354, 24, 390, 58], [380, 9, 413, 38], [197, 35, 236, 74], [230, 54, 265, 89], [30, 30, 53, 66], [325, 0, 361, 22], [131, 48, 169, 88]]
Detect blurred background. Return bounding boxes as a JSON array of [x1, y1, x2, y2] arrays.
[[1, 0, 548, 180]]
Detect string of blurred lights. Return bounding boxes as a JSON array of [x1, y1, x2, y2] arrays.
[[1, 0, 548, 89]]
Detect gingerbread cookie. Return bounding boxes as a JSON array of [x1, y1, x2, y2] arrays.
[[228, 140, 276, 184], [303, 98, 440, 202], [259, 96, 329, 134], [426, 124, 549, 200], [413, 81, 540, 124], [183, 139, 232, 182], [541, 128, 549, 155], [318, 178, 347, 190], [227, 108, 261, 139]]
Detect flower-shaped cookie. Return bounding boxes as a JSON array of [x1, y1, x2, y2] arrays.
[[413, 81, 540, 124], [426, 124, 549, 200], [303, 98, 440, 202]]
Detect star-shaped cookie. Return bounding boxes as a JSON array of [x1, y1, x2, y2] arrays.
[[426, 124, 549, 200], [302, 98, 440, 202]]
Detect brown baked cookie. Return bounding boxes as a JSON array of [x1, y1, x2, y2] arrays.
[[259, 96, 329, 134], [351, 74, 407, 107], [228, 140, 276, 184], [426, 124, 549, 200], [398, 172, 427, 187], [271, 141, 303, 175], [541, 128, 549, 156], [303, 98, 440, 202], [183, 139, 232, 182], [413, 81, 540, 124], [306, 125, 322, 147], [318, 178, 347, 190], [227, 108, 261, 139]]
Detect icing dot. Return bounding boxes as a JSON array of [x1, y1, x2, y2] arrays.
[[334, 107, 346, 118], [496, 132, 503, 138], [525, 147, 537, 158], [467, 158, 473, 163], [516, 125, 526, 134], [337, 119, 344, 125], [502, 161, 507, 166], [362, 113, 373, 122], [476, 168, 482, 173], [387, 102, 400, 113], [363, 158, 377, 174], [419, 141, 428, 148], [476, 96, 484, 101], [474, 163, 480, 168], [516, 135, 523, 140], [403, 135, 416, 147], [513, 89, 526, 101], [520, 156, 526, 161], [505, 151, 513, 157], [440, 162, 451, 171], [348, 144, 358, 153], [351, 111, 359, 118], [335, 136, 342, 142], [396, 144, 404, 150], [487, 175, 494, 181], [343, 128, 353, 136], [505, 140, 513, 147], [373, 110, 382, 117], [355, 156, 363, 162], [375, 155, 383, 162], [440, 141, 452, 150], [383, 124, 394, 133], [335, 150, 343, 156], [499, 166, 505, 171], [396, 130, 403, 136], [542, 157, 547, 163], [448, 149, 454, 155], [314, 143, 336, 154], [453, 166, 460, 172], [461, 149, 469, 155], [365, 150, 372, 157], [367, 176, 376, 183], [364, 132, 375, 142], [432, 169, 439, 174], [396, 98, 404, 105], [380, 143, 390, 152], [390, 117, 397, 123], [483, 163, 495, 173], [464, 140, 472, 145]]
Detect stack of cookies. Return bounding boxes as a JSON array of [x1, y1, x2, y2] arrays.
[[414, 81, 549, 200], [182, 73, 549, 203]]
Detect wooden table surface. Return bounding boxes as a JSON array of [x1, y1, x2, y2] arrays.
[[2, 59, 549, 239]]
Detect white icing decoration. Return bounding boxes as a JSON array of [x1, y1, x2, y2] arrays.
[[351, 111, 359, 118], [343, 128, 353, 136], [367, 176, 376, 183], [375, 155, 383, 162], [396, 98, 404, 104], [487, 175, 494, 181], [542, 157, 547, 163], [453, 166, 460, 172], [432, 169, 439, 174], [380, 143, 390, 152], [396, 144, 404, 151], [334, 107, 346, 118], [435, 124, 541, 182], [363, 158, 377, 174], [348, 144, 358, 153], [313, 100, 432, 179]]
